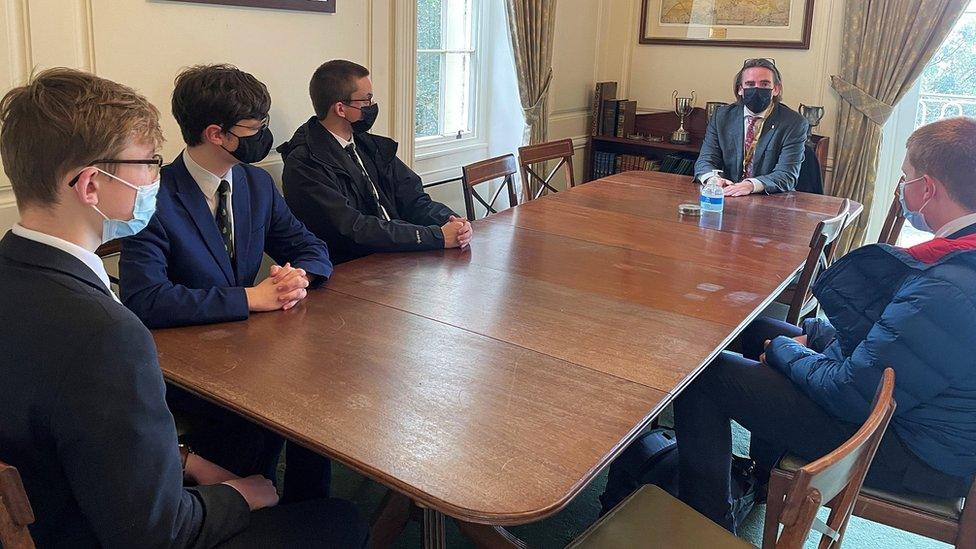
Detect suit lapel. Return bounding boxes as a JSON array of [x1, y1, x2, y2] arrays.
[[752, 105, 783, 170], [171, 156, 235, 285], [231, 165, 252, 284], [730, 105, 745, 181]]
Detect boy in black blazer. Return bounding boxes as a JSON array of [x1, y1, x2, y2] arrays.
[[0, 68, 365, 547]]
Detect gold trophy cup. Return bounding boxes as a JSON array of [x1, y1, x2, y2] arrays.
[[671, 90, 696, 144]]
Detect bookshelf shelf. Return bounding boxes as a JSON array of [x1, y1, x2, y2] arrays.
[[591, 135, 702, 154]]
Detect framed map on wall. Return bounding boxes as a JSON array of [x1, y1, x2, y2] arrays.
[[639, 0, 814, 49], [175, 0, 336, 13]]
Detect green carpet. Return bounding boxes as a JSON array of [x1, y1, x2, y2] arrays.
[[320, 409, 952, 548]]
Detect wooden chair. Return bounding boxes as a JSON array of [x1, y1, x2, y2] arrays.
[[95, 239, 122, 286], [878, 186, 907, 245], [517, 138, 576, 200], [461, 154, 519, 222], [0, 460, 35, 549], [570, 368, 896, 549], [765, 377, 976, 547], [776, 199, 851, 325]]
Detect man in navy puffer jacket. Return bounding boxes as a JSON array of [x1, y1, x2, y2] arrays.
[[674, 116, 976, 533]]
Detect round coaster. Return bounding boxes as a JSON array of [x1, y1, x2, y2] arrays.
[[678, 203, 702, 216]]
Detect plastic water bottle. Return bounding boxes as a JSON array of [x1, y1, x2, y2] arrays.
[[700, 178, 724, 213]]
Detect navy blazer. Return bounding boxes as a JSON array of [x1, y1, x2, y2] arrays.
[[694, 102, 809, 194], [0, 232, 249, 547], [120, 155, 332, 329]]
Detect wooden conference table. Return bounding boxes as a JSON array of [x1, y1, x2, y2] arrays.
[[153, 171, 860, 547]]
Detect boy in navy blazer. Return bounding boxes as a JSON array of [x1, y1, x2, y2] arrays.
[[0, 67, 365, 547], [120, 64, 335, 505]]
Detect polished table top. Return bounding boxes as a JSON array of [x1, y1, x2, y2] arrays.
[[153, 171, 860, 525]]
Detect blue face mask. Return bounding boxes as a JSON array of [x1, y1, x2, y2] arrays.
[[899, 175, 932, 233], [91, 169, 160, 242]]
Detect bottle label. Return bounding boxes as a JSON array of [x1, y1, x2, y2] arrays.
[[700, 195, 724, 205]]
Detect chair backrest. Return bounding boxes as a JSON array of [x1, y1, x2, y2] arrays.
[[0, 460, 35, 549], [877, 187, 906, 246], [775, 368, 896, 549], [786, 199, 850, 325], [461, 154, 519, 222], [517, 138, 576, 200]]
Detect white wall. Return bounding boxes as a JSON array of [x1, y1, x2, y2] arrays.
[[0, 0, 406, 231]]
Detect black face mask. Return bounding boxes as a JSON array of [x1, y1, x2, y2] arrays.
[[225, 126, 274, 164], [349, 103, 379, 134], [742, 87, 774, 114]]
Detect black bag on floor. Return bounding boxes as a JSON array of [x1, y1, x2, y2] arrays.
[[599, 428, 758, 530]]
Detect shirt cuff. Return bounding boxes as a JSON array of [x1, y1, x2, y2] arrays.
[[746, 178, 764, 193]]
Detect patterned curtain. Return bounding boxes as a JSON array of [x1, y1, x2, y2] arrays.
[[829, 0, 967, 256], [505, 0, 558, 201]]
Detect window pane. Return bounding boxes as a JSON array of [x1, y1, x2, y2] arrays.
[[442, 0, 472, 50], [915, 2, 976, 127], [416, 52, 442, 138], [443, 52, 470, 134], [417, 0, 443, 50]]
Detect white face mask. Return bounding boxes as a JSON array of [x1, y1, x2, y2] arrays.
[[91, 169, 160, 242]]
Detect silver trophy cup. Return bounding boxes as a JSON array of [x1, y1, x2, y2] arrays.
[[799, 104, 825, 137], [705, 101, 727, 125], [671, 90, 696, 144]]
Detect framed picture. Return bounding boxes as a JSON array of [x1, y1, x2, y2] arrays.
[[639, 0, 814, 49], [174, 0, 336, 13]]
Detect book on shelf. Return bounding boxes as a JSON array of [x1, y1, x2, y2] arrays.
[[601, 99, 625, 137], [591, 152, 663, 179], [616, 100, 637, 138], [590, 81, 618, 136]]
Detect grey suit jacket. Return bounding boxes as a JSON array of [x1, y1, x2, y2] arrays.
[[694, 102, 809, 194]]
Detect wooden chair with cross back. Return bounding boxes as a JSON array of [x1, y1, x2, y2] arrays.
[[0, 460, 35, 549], [517, 138, 576, 200], [461, 154, 519, 222], [569, 368, 896, 549]]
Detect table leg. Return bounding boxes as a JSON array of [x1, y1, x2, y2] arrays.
[[423, 507, 447, 549], [456, 520, 527, 549], [369, 489, 412, 549]]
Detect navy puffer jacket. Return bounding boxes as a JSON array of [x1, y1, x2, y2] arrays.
[[766, 231, 976, 477]]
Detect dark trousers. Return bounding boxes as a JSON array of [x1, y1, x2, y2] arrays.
[[168, 385, 331, 504], [674, 316, 971, 532], [216, 498, 369, 548]]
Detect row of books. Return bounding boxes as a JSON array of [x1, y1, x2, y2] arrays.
[[591, 151, 696, 179], [589, 81, 637, 138]]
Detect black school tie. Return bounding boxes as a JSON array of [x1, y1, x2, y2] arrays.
[[216, 179, 235, 262], [344, 142, 391, 221]]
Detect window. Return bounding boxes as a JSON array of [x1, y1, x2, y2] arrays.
[[875, 1, 976, 246], [416, 0, 480, 146]]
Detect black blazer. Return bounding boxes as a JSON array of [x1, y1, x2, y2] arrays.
[[278, 117, 456, 264], [0, 232, 249, 547]]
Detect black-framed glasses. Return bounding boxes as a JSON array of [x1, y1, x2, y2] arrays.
[[342, 96, 376, 107], [68, 154, 164, 186], [232, 115, 270, 134]]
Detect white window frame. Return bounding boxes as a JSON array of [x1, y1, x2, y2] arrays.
[[414, 0, 489, 159]]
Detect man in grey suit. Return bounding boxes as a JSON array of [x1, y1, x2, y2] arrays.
[[694, 59, 809, 197]]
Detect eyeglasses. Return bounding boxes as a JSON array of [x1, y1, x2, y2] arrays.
[[743, 58, 776, 67], [232, 116, 270, 134], [68, 154, 164, 187], [343, 96, 376, 107]]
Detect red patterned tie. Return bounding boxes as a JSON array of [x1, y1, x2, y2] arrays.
[[743, 115, 761, 178]]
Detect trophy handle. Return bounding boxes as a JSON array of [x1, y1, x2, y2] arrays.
[[799, 103, 807, 111], [672, 90, 678, 101], [690, 90, 697, 105]]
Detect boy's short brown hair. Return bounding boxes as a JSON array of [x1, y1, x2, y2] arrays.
[[907, 117, 976, 210], [0, 68, 163, 209], [309, 60, 370, 120], [171, 64, 271, 146]]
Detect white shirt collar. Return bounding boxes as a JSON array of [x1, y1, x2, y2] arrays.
[[10, 223, 118, 300], [936, 212, 976, 238], [183, 149, 233, 197], [328, 129, 354, 150]]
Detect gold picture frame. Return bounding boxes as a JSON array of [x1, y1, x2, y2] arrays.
[[640, 0, 814, 49]]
